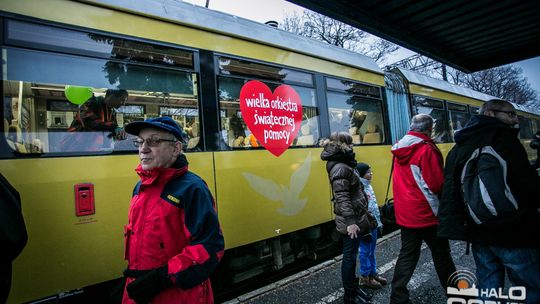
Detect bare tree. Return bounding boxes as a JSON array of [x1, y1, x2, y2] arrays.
[[389, 54, 538, 107], [463, 66, 537, 105], [280, 11, 399, 63]]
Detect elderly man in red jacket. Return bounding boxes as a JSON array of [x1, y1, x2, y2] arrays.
[[122, 116, 224, 304], [389, 114, 456, 304]]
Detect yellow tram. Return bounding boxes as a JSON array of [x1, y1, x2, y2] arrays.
[[1, 1, 539, 303]]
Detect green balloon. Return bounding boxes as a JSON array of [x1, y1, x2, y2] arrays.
[[65, 85, 93, 105]]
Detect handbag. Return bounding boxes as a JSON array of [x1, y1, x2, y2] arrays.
[[358, 211, 378, 230], [381, 198, 396, 227]]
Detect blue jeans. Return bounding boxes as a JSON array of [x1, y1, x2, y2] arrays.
[[342, 233, 361, 291], [472, 244, 540, 304], [358, 227, 378, 277]]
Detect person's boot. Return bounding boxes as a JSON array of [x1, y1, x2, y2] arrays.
[[360, 276, 382, 289], [343, 288, 355, 304], [371, 274, 387, 286], [354, 286, 372, 303], [355, 286, 372, 300], [344, 288, 369, 304]]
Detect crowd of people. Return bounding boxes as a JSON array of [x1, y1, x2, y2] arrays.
[[321, 99, 539, 304], [3, 98, 539, 304]]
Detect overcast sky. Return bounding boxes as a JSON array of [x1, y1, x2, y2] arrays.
[[183, 0, 540, 100]]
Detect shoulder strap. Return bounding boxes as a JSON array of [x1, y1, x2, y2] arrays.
[[384, 156, 395, 203]]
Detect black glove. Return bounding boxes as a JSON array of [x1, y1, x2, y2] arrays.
[[126, 266, 172, 304]]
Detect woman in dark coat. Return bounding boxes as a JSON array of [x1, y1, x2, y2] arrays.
[[321, 132, 373, 304]]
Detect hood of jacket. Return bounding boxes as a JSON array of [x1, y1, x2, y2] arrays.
[[320, 141, 357, 168], [391, 131, 433, 165], [454, 115, 519, 144]]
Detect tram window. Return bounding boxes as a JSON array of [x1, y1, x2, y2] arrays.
[[447, 103, 470, 141], [217, 57, 319, 149], [325, 77, 385, 145], [219, 58, 313, 85], [326, 78, 381, 99], [413, 96, 450, 143], [6, 20, 194, 69], [518, 116, 533, 139], [470, 106, 480, 114], [3, 47, 198, 155], [326, 95, 385, 145]]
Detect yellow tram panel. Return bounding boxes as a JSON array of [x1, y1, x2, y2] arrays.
[[1, 152, 214, 303], [214, 148, 332, 249]]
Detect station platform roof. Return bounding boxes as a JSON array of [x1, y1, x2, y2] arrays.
[[287, 0, 540, 73]]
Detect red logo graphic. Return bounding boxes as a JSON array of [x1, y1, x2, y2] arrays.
[[240, 80, 303, 157]]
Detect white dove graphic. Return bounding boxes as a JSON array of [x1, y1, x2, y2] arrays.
[[242, 152, 312, 216]]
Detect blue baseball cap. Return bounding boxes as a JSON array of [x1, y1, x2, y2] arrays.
[[125, 116, 187, 143]]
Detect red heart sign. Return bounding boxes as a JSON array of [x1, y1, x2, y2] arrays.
[[240, 80, 303, 157]]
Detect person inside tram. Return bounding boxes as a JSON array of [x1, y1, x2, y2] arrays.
[[6, 124, 27, 153], [60, 89, 128, 152], [186, 121, 200, 150], [296, 122, 314, 146], [349, 127, 361, 145]]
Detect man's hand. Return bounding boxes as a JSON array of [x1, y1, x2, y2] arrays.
[[346, 224, 360, 239]]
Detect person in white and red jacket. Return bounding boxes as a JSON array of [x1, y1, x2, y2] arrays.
[[389, 114, 455, 304], [122, 116, 224, 304]]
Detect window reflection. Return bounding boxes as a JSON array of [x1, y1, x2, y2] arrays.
[[518, 116, 533, 139], [447, 103, 470, 141], [3, 80, 199, 154], [7, 20, 193, 69], [326, 78, 385, 145], [414, 96, 450, 143], [217, 57, 319, 149], [4, 56, 198, 154]]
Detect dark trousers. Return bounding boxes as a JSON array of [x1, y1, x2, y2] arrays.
[[390, 226, 456, 304], [342, 234, 361, 291]]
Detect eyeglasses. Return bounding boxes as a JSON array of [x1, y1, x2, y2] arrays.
[[492, 110, 517, 118], [133, 136, 177, 147]]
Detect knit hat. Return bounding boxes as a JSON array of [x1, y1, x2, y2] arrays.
[[356, 162, 371, 177]]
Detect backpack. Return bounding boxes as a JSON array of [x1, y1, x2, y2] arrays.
[[460, 145, 520, 227]]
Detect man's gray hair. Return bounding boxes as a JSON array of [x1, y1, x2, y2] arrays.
[[409, 114, 434, 132], [479, 99, 511, 115]]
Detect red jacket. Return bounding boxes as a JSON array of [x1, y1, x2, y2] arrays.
[[123, 155, 224, 304], [391, 131, 444, 228]]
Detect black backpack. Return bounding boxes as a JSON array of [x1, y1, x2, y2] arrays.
[[460, 145, 520, 227]]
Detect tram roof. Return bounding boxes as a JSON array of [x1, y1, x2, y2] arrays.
[[85, 0, 382, 75], [395, 68, 540, 116], [395, 68, 498, 102], [287, 0, 540, 73]]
